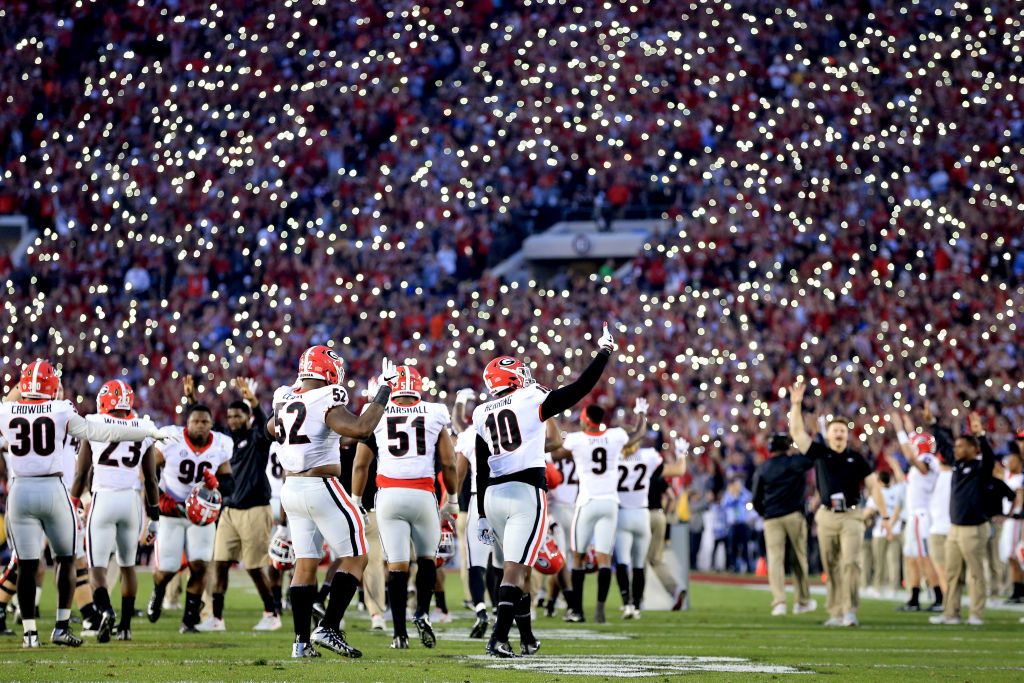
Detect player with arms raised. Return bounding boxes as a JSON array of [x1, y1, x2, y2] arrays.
[[475, 323, 617, 658], [1, 360, 168, 648], [69, 380, 161, 642], [556, 398, 647, 623], [352, 365, 457, 650], [267, 346, 397, 659]]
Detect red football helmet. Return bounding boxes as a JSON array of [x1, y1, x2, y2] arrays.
[[533, 535, 565, 575], [483, 356, 529, 396], [912, 432, 936, 456], [297, 345, 345, 385], [19, 359, 60, 400], [97, 380, 135, 415], [390, 365, 422, 400], [185, 484, 223, 526], [436, 520, 455, 568]]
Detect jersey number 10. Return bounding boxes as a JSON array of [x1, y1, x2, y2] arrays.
[[484, 409, 522, 454]]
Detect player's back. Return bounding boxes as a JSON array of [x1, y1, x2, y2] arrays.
[[371, 399, 451, 481], [87, 413, 152, 491], [905, 453, 939, 510], [472, 384, 549, 477], [272, 383, 348, 474], [617, 447, 663, 509], [565, 427, 630, 503], [0, 399, 78, 477]]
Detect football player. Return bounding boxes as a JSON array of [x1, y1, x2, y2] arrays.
[[1, 359, 168, 648], [69, 380, 161, 642], [614, 434, 687, 618], [889, 410, 943, 612], [265, 440, 287, 614], [474, 322, 617, 658], [455, 411, 492, 638], [146, 403, 233, 634], [545, 422, 578, 618], [555, 397, 647, 624], [352, 365, 458, 650], [266, 345, 396, 659]]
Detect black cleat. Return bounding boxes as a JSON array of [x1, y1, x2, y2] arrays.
[[544, 601, 556, 618], [469, 612, 490, 639], [897, 603, 921, 612], [147, 590, 164, 623], [521, 639, 541, 656], [311, 625, 362, 658], [96, 610, 116, 643], [486, 638, 518, 658], [179, 624, 201, 634], [0, 612, 12, 636], [412, 615, 435, 648], [291, 639, 321, 658], [51, 627, 83, 647], [390, 635, 409, 649], [116, 628, 132, 641]]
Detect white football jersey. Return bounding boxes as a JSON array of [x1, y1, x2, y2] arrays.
[[563, 428, 630, 503], [158, 428, 232, 502], [267, 442, 285, 499], [550, 456, 579, 506], [87, 413, 153, 491], [617, 447, 663, 509], [455, 427, 478, 494], [0, 399, 78, 478], [929, 468, 952, 534], [271, 384, 349, 473], [905, 452, 939, 511], [369, 400, 451, 480], [472, 384, 549, 478]]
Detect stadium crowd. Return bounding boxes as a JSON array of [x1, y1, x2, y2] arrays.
[[1, 0, 1024, 584]]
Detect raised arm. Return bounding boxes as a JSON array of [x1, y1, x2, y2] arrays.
[[324, 358, 397, 439], [67, 413, 165, 444], [625, 397, 649, 448], [787, 379, 812, 454], [661, 437, 689, 478], [452, 389, 474, 433], [539, 323, 616, 421], [892, 410, 928, 474]]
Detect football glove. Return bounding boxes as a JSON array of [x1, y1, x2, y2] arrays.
[[477, 518, 497, 546], [353, 497, 369, 528], [159, 491, 186, 517], [202, 468, 219, 490], [378, 357, 398, 386], [154, 425, 182, 442], [634, 397, 649, 415], [140, 520, 158, 546], [674, 437, 690, 460], [442, 500, 459, 526], [455, 388, 476, 405], [271, 524, 291, 544], [597, 322, 616, 352]]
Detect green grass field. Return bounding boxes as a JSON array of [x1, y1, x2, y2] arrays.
[[2, 572, 1023, 681]]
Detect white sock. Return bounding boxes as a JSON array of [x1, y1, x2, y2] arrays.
[[56, 608, 71, 622], [474, 602, 487, 613], [23, 618, 37, 633]]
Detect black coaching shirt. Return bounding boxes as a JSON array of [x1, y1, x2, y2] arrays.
[[752, 453, 813, 519], [805, 441, 872, 508], [227, 404, 274, 509], [950, 436, 995, 526]]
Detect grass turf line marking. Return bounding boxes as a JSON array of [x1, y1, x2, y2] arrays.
[[463, 654, 808, 677]]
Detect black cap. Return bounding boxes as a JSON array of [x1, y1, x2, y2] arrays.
[[769, 433, 793, 453]]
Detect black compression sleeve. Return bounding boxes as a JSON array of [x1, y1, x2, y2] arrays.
[[373, 386, 391, 407], [475, 434, 490, 517], [540, 349, 612, 420], [218, 473, 235, 499]]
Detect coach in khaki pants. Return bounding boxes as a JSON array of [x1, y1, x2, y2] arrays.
[[752, 433, 815, 615], [788, 380, 890, 627], [931, 414, 995, 626]]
